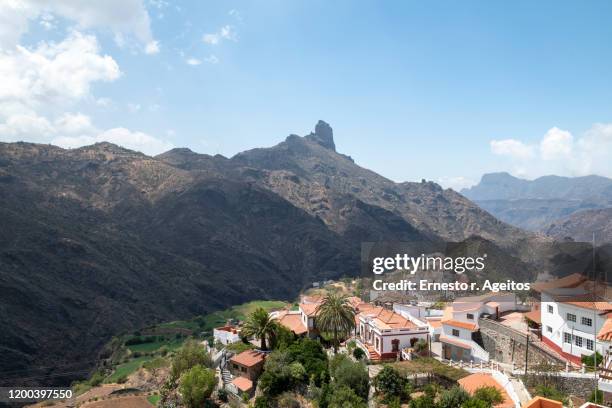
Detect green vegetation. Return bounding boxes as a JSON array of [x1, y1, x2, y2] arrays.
[[225, 341, 255, 353], [179, 365, 216, 408], [534, 384, 568, 405], [472, 386, 504, 407], [374, 366, 410, 403], [126, 337, 184, 353], [329, 354, 369, 400], [438, 386, 471, 408], [352, 347, 365, 360], [582, 351, 603, 368], [171, 339, 213, 379], [158, 300, 288, 337], [147, 394, 160, 406], [105, 356, 153, 383], [241, 307, 279, 350], [394, 357, 468, 382], [590, 389, 604, 404], [315, 293, 356, 353]]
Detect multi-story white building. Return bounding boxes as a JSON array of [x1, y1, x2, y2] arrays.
[[441, 292, 518, 362], [540, 288, 612, 364]]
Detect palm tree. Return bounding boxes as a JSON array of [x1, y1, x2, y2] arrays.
[[315, 293, 356, 353], [241, 307, 278, 350]]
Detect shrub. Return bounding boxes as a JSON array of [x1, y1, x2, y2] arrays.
[[277, 392, 301, 408], [254, 395, 272, 408], [534, 385, 567, 405], [328, 385, 367, 408], [88, 372, 105, 387], [179, 365, 216, 408], [409, 395, 435, 408], [582, 352, 603, 368], [352, 347, 366, 360], [171, 339, 213, 378], [462, 399, 489, 408], [472, 386, 504, 407], [374, 365, 406, 398], [116, 375, 128, 384], [438, 386, 471, 408], [329, 355, 369, 400], [217, 388, 228, 402], [590, 389, 604, 404]]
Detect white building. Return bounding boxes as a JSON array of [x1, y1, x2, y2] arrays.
[[441, 292, 518, 362], [540, 288, 612, 365], [213, 325, 241, 345], [356, 305, 429, 361]]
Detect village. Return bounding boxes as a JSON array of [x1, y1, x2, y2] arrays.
[[31, 273, 612, 408]]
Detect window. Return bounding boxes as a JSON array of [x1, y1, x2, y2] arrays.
[[587, 339, 594, 351], [567, 313, 576, 322], [452, 329, 460, 337], [582, 317, 593, 327], [546, 326, 552, 333], [466, 313, 474, 320], [564, 332, 572, 343], [575, 336, 583, 348], [547, 305, 554, 314]]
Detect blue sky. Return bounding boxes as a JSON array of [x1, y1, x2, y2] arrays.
[[2, 1, 612, 190]]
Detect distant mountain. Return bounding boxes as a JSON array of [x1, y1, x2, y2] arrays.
[[461, 172, 612, 231], [0, 121, 536, 384], [546, 208, 612, 243]]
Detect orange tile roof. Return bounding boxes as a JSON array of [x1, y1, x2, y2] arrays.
[[561, 300, 612, 312], [597, 314, 612, 342], [230, 350, 266, 368], [277, 312, 307, 335], [231, 376, 253, 393], [439, 335, 472, 349], [300, 302, 320, 317], [359, 306, 417, 330], [428, 320, 442, 329], [442, 319, 478, 331], [531, 273, 587, 293], [524, 310, 541, 324], [486, 301, 500, 307], [522, 396, 563, 408], [458, 373, 514, 408]]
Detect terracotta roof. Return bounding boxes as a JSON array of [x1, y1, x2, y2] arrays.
[[300, 302, 320, 317], [522, 396, 563, 408], [230, 350, 266, 367], [359, 306, 417, 330], [277, 312, 307, 335], [597, 314, 612, 342], [215, 325, 239, 334], [458, 373, 514, 408], [442, 319, 477, 331], [439, 335, 472, 349], [524, 310, 541, 324], [486, 301, 500, 307], [561, 300, 612, 312], [531, 273, 587, 293], [428, 320, 442, 329], [231, 376, 253, 393]]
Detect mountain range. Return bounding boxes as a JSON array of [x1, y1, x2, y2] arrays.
[[461, 172, 612, 233], [0, 121, 544, 385]]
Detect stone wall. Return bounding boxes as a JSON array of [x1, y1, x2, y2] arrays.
[[479, 318, 565, 368], [521, 372, 599, 400]]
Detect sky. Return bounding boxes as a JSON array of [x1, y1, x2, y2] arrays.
[[1, 1, 612, 190]]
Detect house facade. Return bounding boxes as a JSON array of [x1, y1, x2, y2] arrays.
[[357, 306, 429, 360], [441, 292, 518, 362]]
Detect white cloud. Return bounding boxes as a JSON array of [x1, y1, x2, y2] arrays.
[[540, 127, 573, 160], [0, 31, 120, 116], [145, 40, 160, 55], [0, 113, 54, 142], [489, 124, 612, 179], [204, 54, 219, 64], [437, 176, 476, 191], [54, 112, 95, 135], [186, 57, 201, 66], [490, 139, 535, 160], [0, 0, 157, 53], [202, 25, 237, 45], [52, 127, 173, 156]]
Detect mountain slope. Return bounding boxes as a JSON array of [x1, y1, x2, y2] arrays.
[[1, 122, 537, 384], [546, 208, 612, 243], [461, 172, 612, 231]]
